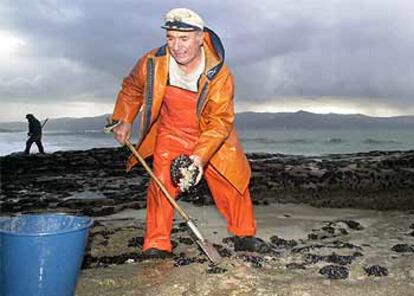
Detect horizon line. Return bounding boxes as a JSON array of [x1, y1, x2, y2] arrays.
[[2, 109, 414, 123]]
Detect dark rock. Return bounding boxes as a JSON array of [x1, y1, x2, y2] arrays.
[[326, 253, 355, 265], [319, 265, 349, 279], [340, 220, 364, 230], [391, 244, 414, 253], [321, 226, 336, 234], [98, 240, 109, 247], [304, 252, 355, 265], [174, 257, 197, 267], [364, 265, 389, 277], [308, 220, 364, 242], [178, 222, 187, 229], [171, 227, 187, 234], [269, 235, 298, 249], [89, 229, 115, 240], [81, 206, 116, 217], [127, 236, 144, 248], [58, 198, 114, 209], [213, 244, 232, 258], [178, 236, 194, 245], [304, 253, 325, 265], [82, 252, 142, 269], [171, 240, 178, 249], [222, 236, 235, 245], [338, 228, 349, 235], [291, 244, 325, 254], [331, 240, 363, 250], [234, 236, 272, 253], [2, 148, 414, 217], [238, 254, 264, 268], [207, 264, 227, 274], [286, 263, 306, 270], [173, 254, 207, 267]]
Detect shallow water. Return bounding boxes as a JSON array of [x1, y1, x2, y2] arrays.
[[2, 128, 414, 156]]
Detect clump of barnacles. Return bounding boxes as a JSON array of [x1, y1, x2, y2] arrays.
[[170, 155, 199, 192]]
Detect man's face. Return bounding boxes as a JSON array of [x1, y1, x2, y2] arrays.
[[166, 30, 203, 66]]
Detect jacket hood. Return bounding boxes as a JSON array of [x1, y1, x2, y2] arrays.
[[202, 27, 225, 80], [203, 27, 225, 64]]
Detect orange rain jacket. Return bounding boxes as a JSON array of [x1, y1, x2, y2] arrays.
[[112, 28, 251, 194]]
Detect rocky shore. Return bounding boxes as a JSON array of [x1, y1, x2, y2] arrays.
[[1, 148, 414, 295], [1, 148, 413, 216]]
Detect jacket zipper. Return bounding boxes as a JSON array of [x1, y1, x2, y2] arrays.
[[196, 82, 209, 117]]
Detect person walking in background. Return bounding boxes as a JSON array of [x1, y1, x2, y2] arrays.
[[111, 8, 269, 259], [24, 113, 45, 154]]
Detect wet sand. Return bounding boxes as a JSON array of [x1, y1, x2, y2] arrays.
[[76, 202, 414, 296]]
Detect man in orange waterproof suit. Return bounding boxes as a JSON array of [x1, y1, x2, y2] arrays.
[[111, 8, 269, 258]]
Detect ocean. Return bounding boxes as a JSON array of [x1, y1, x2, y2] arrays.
[[1, 128, 413, 156]]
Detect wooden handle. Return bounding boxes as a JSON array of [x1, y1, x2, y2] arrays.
[[125, 140, 190, 221]]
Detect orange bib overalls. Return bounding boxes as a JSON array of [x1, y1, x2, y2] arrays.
[[143, 85, 256, 252]]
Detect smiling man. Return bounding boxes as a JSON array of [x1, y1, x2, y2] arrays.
[[111, 8, 268, 258]]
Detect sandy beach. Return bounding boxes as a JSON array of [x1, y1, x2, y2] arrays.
[[75, 202, 414, 296]]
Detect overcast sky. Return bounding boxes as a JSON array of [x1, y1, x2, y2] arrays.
[[1, 0, 414, 122]]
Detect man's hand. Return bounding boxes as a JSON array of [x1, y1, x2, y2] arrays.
[[112, 121, 132, 145], [189, 155, 204, 185]]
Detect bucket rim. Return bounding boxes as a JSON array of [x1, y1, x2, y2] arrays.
[[0, 213, 94, 237]]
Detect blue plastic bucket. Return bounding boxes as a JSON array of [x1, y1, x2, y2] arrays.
[[0, 213, 93, 296]]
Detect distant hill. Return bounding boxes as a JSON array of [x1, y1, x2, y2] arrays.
[[1, 111, 414, 131], [0, 114, 141, 132], [235, 110, 414, 130]]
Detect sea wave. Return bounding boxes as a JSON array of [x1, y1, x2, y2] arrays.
[[363, 138, 401, 144], [45, 130, 104, 136], [324, 138, 345, 144], [241, 137, 314, 144]]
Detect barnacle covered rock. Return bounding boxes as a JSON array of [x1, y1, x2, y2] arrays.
[[170, 154, 200, 192]]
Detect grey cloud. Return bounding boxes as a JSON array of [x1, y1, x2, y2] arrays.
[[231, 0, 414, 110], [1, 0, 414, 114]]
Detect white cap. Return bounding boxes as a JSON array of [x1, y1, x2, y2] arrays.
[[162, 8, 204, 31]]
